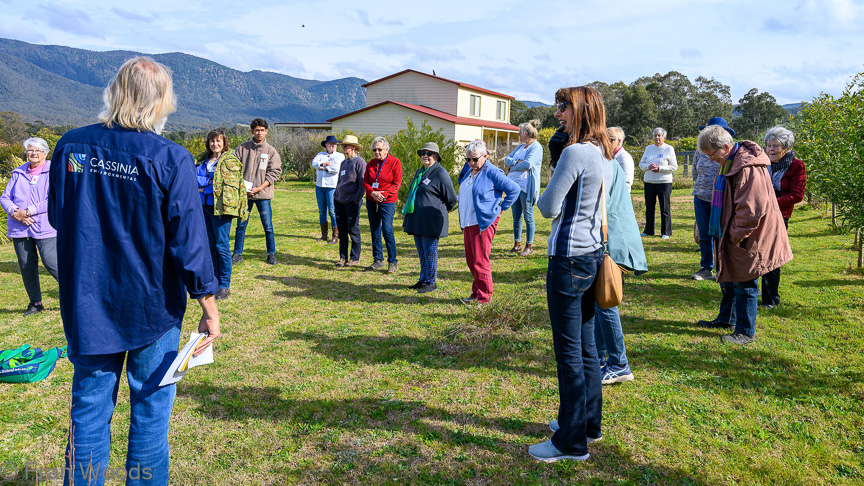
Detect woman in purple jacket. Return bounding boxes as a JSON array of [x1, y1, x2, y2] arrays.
[[0, 137, 59, 316]]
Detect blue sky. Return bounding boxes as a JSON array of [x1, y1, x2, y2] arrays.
[[2, 0, 863, 105]]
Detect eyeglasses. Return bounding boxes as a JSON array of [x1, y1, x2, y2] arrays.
[[372, 148, 385, 152], [418, 150, 436, 157], [25, 149, 44, 154], [557, 102, 571, 112], [464, 155, 486, 162]]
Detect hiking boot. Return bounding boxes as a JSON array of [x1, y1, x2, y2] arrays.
[[231, 254, 243, 264], [518, 244, 534, 257], [528, 440, 589, 462], [365, 259, 385, 271], [602, 364, 634, 385], [417, 282, 437, 293], [508, 243, 522, 253], [345, 260, 360, 267], [23, 302, 45, 317], [335, 258, 346, 267], [266, 253, 278, 265], [387, 262, 398, 274], [691, 268, 715, 281], [722, 332, 755, 345], [547, 420, 603, 443], [215, 288, 230, 300], [697, 318, 733, 330]]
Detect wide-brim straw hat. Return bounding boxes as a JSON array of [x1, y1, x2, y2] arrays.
[[417, 142, 440, 158], [337, 134, 363, 149]]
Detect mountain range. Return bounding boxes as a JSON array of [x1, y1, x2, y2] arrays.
[[0, 38, 367, 130]]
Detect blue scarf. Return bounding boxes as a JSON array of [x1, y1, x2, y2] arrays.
[[707, 143, 739, 239]]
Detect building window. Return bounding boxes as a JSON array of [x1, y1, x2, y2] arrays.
[[496, 101, 506, 120], [470, 95, 481, 116]]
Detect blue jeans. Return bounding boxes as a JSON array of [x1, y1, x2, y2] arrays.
[[546, 250, 603, 455], [315, 186, 336, 226], [233, 199, 276, 256], [367, 201, 397, 263], [693, 197, 714, 270], [511, 191, 535, 244], [203, 206, 233, 289], [593, 305, 629, 368], [718, 278, 759, 336], [65, 326, 180, 486]]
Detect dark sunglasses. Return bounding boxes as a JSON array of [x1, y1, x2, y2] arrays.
[[464, 156, 485, 163], [557, 101, 571, 112], [418, 150, 436, 156]]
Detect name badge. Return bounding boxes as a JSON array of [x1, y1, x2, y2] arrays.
[[341, 170, 346, 176], [258, 153, 269, 171], [371, 182, 379, 189], [30, 176, 39, 184], [422, 178, 431, 185]]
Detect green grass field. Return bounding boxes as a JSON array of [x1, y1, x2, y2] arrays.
[[1, 182, 862, 485]]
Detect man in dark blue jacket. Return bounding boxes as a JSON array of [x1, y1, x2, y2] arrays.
[[49, 56, 220, 486]]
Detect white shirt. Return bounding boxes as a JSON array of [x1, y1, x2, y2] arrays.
[[458, 173, 479, 228], [311, 151, 345, 188]]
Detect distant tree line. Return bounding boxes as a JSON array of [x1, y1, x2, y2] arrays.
[[510, 71, 790, 144]]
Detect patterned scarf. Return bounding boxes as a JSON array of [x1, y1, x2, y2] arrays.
[[707, 143, 739, 239], [769, 150, 794, 192], [402, 165, 430, 215]]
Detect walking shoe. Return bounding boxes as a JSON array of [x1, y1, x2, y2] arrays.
[[547, 421, 602, 443], [387, 262, 398, 274], [266, 253, 278, 265], [459, 297, 477, 305], [408, 281, 424, 289], [365, 259, 385, 271], [335, 258, 346, 267], [661, 235, 670, 240], [508, 244, 522, 253], [231, 254, 243, 264], [215, 288, 230, 300], [417, 282, 437, 293], [691, 268, 715, 280], [528, 440, 589, 462], [758, 304, 776, 310], [640, 232, 651, 237], [23, 302, 45, 317], [722, 332, 755, 345], [345, 260, 360, 267], [602, 364, 634, 385], [697, 318, 733, 330]]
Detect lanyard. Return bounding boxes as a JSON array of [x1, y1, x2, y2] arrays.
[[375, 155, 386, 184]]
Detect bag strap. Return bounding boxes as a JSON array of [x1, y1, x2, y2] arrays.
[[600, 165, 609, 251], [0, 344, 30, 369]]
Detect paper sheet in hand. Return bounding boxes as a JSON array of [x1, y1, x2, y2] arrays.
[[159, 332, 214, 386]]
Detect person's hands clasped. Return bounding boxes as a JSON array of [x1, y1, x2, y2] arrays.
[[371, 191, 386, 203], [649, 163, 660, 172], [12, 209, 34, 225]]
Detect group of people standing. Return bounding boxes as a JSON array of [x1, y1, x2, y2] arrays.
[[1, 54, 810, 480]]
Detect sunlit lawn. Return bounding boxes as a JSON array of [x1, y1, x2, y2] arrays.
[[1, 182, 862, 485]]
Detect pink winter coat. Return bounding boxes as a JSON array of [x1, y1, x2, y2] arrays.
[[715, 141, 793, 282]]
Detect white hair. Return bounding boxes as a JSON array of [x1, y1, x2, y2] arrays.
[[764, 126, 795, 150], [698, 125, 734, 152], [371, 136, 390, 151], [22, 137, 49, 154], [465, 140, 487, 157], [652, 127, 667, 138]]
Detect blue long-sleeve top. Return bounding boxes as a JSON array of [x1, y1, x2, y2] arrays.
[[49, 123, 218, 356], [504, 140, 543, 204], [196, 160, 215, 205], [458, 161, 520, 232]]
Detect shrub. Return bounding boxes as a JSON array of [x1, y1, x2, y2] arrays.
[[277, 130, 324, 182], [0, 174, 8, 245]]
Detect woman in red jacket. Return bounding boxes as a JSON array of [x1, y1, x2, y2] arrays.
[[363, 136, 403, 273], [761, 126, 806, 309]]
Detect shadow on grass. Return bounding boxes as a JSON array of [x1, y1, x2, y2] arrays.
[[277, 330, 552, 377], [793, 278, 863, 287], [177, 385, 711, 485]]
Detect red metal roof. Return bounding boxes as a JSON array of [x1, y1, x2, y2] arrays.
[[327, 101, 519, 131], [361, 69, 515, 100]]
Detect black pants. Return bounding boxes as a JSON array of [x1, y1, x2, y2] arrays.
[[643, 182, 672, 236], [761, 217, 789, 306], [334, 200, 362, 261]]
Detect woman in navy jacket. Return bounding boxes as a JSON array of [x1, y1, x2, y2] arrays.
[[457, 140, 520, 304], [402, 142, 457, 293]]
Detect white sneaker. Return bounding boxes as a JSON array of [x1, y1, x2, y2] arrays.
[[528, 440, 589, 462], [547, 420, 603, 443]]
